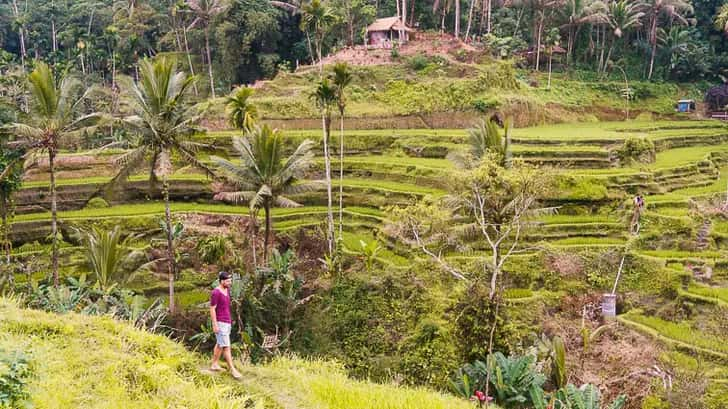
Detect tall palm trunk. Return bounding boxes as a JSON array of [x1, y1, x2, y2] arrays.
[[465, 0, 476, 41], [1, 199, 9, 264], [249, 210, 258, 268], [264, 203, 272, 263], [647, 17, 657, 80], [338, 109, 345, 271], [204, 25, 215, 98], [535, 12, 544, 71], [49, 148, 59, 288], [455, 0, 461, 39], [163, 178, 176, 313], [182, 25, 199, 96], [321, 113, 334, 256]]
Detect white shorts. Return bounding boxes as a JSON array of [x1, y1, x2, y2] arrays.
[[215, 322, 231, 347]]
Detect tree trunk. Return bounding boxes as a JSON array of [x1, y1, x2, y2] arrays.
[[338, 109, 345, 274], [321, 113, 334, 256], [647, 17, 657, 80], [454, 0, 461, 39], [1, 198, 9, 264], [486, 0, 492, 33], [49, 148, 59, 288], [264, 204, 271, 264], [547, 50, 553, 89], [163, 178, 176, 313], [535, 12, 544, 71], [182, 26, 199, 95], [465, 0, 476, 41], [250, 210, 257, 268], [204, 25, 215, 98], [401, 0, 407, 28]]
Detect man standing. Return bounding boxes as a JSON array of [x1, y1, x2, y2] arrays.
[[210, 271, 242, 379]]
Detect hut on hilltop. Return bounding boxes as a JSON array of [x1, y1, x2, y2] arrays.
[[366, 17, 413, 48]]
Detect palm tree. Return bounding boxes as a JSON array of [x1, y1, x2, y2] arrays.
[[187, 0, 230, 98], [466, 117, 512, 167], [108, 56, 212, 313], [658, 26, 689, 78], [225, 86, 258, 132], [561, 0, 608, 64], [332, 63, 351, 262], [603, 0, 644, 72], [639, 0, 693, 80], [224, 86, 259, 265], [80, 226, 142, 293], [300, 0, 335, 69], [4, 62, 100, 287], [311, 78, 337, 257], [212, 125, 320, 263]]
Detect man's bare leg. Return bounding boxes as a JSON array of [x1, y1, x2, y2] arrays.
[[223, 347, 242, 378], [211, 344, 223, 370]]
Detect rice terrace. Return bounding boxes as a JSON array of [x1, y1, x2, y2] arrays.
[[1, 1, 728, 408]]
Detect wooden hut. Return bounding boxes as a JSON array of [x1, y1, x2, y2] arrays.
[[366, 17, 413, 48]]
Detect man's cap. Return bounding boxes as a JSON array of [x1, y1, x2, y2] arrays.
[[219, 271, 231, 281]]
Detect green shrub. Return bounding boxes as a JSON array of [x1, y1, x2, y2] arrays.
[[472, 97, 500, 113], [407, 53, 430, 71], [452, 280, 518, 362], [85, 197, 110, 209], [616, 137, 656, 165], [398, 319, 459, 389], [0, 350, 33, 408]]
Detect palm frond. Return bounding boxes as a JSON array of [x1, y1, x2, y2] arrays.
[[275, 196, 303, 208]]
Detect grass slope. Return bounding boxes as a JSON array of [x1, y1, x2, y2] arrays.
[[0, 298, 474, 409]]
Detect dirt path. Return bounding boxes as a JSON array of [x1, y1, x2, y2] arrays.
[[199, 365, 306, 409]]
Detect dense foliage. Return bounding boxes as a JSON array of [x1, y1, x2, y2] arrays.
[[1, 0, 727, 94]]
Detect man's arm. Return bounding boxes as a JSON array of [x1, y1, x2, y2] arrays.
[[210, 292, 219, 334]]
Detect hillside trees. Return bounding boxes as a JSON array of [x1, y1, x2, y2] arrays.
[[186, 0, 229, 98], [640, 0, 693, 80]]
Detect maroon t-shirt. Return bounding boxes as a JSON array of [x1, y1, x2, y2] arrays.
[[210, 287, 232, 324]]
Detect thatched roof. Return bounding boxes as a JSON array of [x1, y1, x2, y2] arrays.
[[366, 17, 412, 32]]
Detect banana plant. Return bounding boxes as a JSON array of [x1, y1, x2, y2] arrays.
[[487, 352, 547, 409], [553, 384, 626, 409]]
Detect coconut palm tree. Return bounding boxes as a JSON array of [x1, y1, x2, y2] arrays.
[[311, 78, 337, 257], [449, 117, 513, 169], [603, 0, 644, 72], [212, 125, 320, 263], [225, 86, 258, 132], [639, 0, 693, 80], [561, 0, 608, 64], [107, 56, 212, 313], [80, 226, 144, 293], [658, 26, 689, 78], [4, 62, 100, 287], [225, 85, 259, 265], [332, 63, 351, 260], [300, 0, 335, 69], [187, 0, 230, 98]]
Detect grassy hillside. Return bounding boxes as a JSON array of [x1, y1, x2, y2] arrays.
[[218, 61, 707, 127], [0, 298, 473, 409]]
